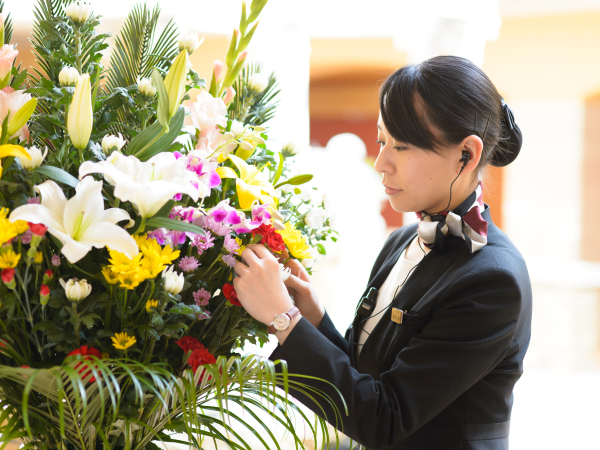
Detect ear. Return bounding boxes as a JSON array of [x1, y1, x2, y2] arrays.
[[457, 134, 484, 174]]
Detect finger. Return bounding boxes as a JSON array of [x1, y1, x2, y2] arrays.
[[285, 259, 310, 281], [241, 247, 261, 266], [276, 248, 290, 263], [247, 243, 273, 260], [284, 273, 309, 291], [233, 262, 250, 277]]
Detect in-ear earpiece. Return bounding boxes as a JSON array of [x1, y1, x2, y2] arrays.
[[460, 151, 470, 165]]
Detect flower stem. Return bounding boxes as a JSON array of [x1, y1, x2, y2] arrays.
[[121, 290, 128, 329], [74, 26, 83, 75], [73, 302, 81, 348]]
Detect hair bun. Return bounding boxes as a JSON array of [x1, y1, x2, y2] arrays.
[[491, 98, 522, 167]]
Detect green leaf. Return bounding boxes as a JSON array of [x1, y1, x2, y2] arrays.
[[167, 303, 201, 315], [11, 68, 28, 90], [135, 106, 185, 161], [145, 217, 207, 236], [33, 165, 79, 187], [272, 151, 284, 185], [152, 68, 170, 128], [275, 174, 313, 188], [126, 117, 167, 156]]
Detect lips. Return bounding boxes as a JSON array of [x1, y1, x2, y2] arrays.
[[383, 184, 402, 195]]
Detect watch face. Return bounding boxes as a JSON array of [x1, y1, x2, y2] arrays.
[[273, 313, 290, 331]]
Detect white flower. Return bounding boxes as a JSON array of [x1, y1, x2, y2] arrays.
[[189, 90, 227, 135], [18, 146, 48, 170], [79, 151, 203, 218], [309, 189, 324, 206], [279, 263, 291, 282], [58, 66, 79, 86], [8, 177, 138, 263], [178, 32, 204, 54], [101, 133, 126, 154], [137, 77, 156, 97], [162, 265, 184, 295], [64, 1, 92, 24], [229, 120, 245, 138], [304, 207, 326, 229], [247, 73, 269, 94], [281, 141, 299, 157], [59, 278, 92, 302]]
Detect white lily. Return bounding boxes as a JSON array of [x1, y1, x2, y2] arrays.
[[8, 177, 137, 263], [79, 151, 202, 218]]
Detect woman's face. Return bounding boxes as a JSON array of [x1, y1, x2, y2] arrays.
[[374, 113, 479, 214]]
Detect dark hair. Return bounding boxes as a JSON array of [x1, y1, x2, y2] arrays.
[[379, 55, 513, 168]]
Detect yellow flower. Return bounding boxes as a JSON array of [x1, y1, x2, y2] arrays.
[[136, 235, 180, 278], [277, 222, 312, 259], [227, 154, 276, 209], [101, 267, 120, 285], [0, 208, 28, 245], [146, 299, 158, 313], [33, 252, 43, 264], [0, 144, 30, 179], [111, 332, 136, 350], [117, 271, 146, 290], [0, 248, 21, 269]]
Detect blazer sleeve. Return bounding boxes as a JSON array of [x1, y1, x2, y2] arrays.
[[267, 267, 523, 450]]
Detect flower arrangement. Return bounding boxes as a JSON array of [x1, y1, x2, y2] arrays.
[[0, 0, 340, 448]]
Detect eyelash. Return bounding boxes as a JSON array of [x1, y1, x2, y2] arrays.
[[376, 140, 406, 151]]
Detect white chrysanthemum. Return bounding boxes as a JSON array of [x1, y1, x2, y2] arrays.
[[58, 66, 79, 86], [304, 207, 326, 229], [60, 278, 92, 302], [101, 133, 126, 154], [18, 146, 48, 170], [162, 265, 184, 295], [178, 32, 204, 54], [137, 77, 156, 97], [64, 1, 93, 24], [247, 73, 269, 94]]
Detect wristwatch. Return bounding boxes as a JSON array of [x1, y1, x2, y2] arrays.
[[267, 306, 300, 334]]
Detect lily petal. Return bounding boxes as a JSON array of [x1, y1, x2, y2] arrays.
[[79, 222, 139, 259], [34, 180, 68, 219], [0, 144, 30, 160], [8, 203, 67, 236], [103, 208, 134, 227], [236, 178, 262, 209], [215, 166, 237, 179], [63, 176, 104, 237]]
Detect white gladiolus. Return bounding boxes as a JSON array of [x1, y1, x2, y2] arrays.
[[18, 146, 48, 170], [58, 66, 79, 86], [247, 73, 269, 94], [137, 77, 156, 97], [101, 133, 126, 154], [178, 33, 203, 54], [162, 265, 184, 295], [304, 207, 326, 229], [64, 1, 93, 24], [59, 278, 92, 302]]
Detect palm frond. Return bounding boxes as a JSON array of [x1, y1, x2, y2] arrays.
[[29, 0, 69, 80], [0, 0, 13, 43]]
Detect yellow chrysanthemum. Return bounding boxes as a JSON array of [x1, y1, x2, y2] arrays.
[[0, 248, 21, 269], [33, 252, 43, 264], [111, 332, 136, 350], [146, 299, 158, 312], [117, 271, 146, 290], [101, 267, 120, 285], [0, 208, 28, 245], [277, 222, 312, 259], [140, 237, 180, 265]]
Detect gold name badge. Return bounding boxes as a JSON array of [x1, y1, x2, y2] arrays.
[[391, 308, 403, 324]]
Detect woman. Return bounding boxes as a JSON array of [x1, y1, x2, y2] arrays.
[[233, 56, 532, 450]]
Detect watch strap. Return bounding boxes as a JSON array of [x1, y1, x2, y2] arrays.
[[267, 306, 300, 334]]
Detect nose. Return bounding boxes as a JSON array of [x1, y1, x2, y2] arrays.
[[374, 142, 394, 176]]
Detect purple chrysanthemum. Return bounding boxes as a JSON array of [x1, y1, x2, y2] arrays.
[[179, 256, 200, 272], [193, 288, 211, 306], [222, 254, 237, 267], [223, 234, 240, 253], [190, 231, 215, 255]]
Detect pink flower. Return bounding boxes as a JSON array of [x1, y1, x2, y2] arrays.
[[0, 86, 32, 141], [190, 231, 215, 255], [223, 87, 236, 106], [189, 91, 227, 138], [197, 310, 211, 321], [250, 203, 271, 227], [148, 228, 187, 247], [213, 60, 224, 82], [223, 235, 240, 253], [26, 197, 40, 204], [192, 214, 231, 237], [193, 288, 211, 306], [209, 199, 239, 225], [222, 254, 237, 267], [179, 256, 200, 272], [20, 230, 32, 244], [186, 151, 221, 189], [51, 254, 61, 266], [0, 44, 18, 82]]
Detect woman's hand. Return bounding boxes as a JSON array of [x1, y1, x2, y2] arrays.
[[233, 244, 295, 327], [283, 259, 325, 328]]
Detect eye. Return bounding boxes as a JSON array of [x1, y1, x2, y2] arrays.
[[375, 140, 385, 147], [393, 146, 408, 151]]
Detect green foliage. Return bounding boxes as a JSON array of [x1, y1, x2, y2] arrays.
[[229, 62, 280, 126]]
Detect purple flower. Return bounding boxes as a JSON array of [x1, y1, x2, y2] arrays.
[[21, 230, 33, 244], [173, 151, 184, 160], [172, 193, 182, 201], [51, 254, 61, 266], [190, 231, 215, 255], [251, 203, 271, 226], [26, 197, 40, 204], [179, 256, 200, 272], [209, 199, 240, 225], [222, 254, 237, 267], [170, 206, 197, 222], [197, 310, 211, 320], [193, 288, 211, 306], [223, 235, 240, 253], [148, 228, 167, 245], [192, 214, 231, 236], [148, 228, 187, 247]]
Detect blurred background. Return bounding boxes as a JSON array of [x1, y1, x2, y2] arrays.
[[6, 0, 600, 448]]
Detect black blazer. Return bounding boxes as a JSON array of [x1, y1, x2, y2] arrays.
[[268, 206, 532, 450]]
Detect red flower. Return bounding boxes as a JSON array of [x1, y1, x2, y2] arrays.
[[223, 283, 241, 306], [176, 336, 205, 353], [188, 347, 216, 375], [67, 345, 102, 382], [1, 268, 15, 284], [27, 222, 48, 236], [40, 285, 50, 296], [44, 269, 53, 278], [252, 224, 285, 252]]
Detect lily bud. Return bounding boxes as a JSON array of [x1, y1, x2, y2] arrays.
[[161, 265, 184, 295], [18, 146, 48, 170], [64, 1, 93, 25], [137, 77, 156, 97], [163, 50, 189, 120], [223, 87, 236, 105], [178, 32, 204, 55], [40, 284, 50, 306], [59, 278, 92, 302], [101, 133, 126, 154], [247, 72, 268, 94], [213, 60, 224, 83], [59, 66, 79, 86], [67, 73, 93, 150], [0, 45, 18, 89]]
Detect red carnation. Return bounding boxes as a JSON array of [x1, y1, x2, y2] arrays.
[[67, 345, 102, 382], [223, 283, 241, 306], [1, 268, 15, 284], [40, 285, 50, 296], [176, 336, 205, 353], [188, 347, 216, 375], [252, 224, 285, 252], [27, 222, 48, 236]]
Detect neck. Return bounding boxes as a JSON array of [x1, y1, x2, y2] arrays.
[[423, 177, 479, 215]]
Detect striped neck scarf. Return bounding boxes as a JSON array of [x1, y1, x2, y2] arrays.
[[416, 182, 488, 253]]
